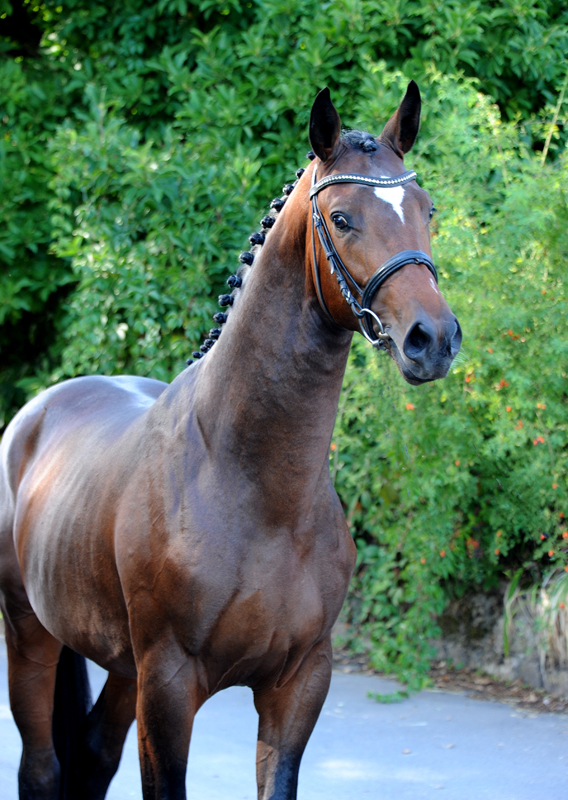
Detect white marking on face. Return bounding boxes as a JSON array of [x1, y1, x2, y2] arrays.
[[430, 277, 440, 295], [374, 185, 405, 224]]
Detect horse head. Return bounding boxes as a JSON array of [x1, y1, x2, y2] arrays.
[[307, 83, 461, 384]]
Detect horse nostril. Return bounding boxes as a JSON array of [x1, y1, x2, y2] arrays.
[[451, 318, 462, 355], [403, 321, 433, 360]]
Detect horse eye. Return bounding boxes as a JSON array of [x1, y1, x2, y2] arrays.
[[332, 214, 350, 231], [429, 206, 437, 221]]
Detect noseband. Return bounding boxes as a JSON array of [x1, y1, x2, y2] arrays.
[[310, 167, 438, 348]]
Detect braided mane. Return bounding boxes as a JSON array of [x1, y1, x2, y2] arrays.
[[187, 130, 377, 364]]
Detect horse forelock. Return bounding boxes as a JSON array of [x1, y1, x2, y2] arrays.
[[340, 129, 378, 153]]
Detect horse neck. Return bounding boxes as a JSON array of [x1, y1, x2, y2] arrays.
[[188, 182, 353, 514]]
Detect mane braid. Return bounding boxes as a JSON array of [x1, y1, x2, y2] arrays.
[[186, 132, 371, 365]]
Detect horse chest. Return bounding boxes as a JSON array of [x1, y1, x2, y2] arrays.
[[149, 524, 355, 687]]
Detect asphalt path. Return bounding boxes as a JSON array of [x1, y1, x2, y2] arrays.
[[1, 638, 567, 799]]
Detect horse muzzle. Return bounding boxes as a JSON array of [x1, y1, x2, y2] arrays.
[[390, 314, 462, 384]]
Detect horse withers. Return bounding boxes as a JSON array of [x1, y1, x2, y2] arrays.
[[0, 83, 461, 800]]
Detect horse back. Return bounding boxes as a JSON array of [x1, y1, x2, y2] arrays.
[[1, 375, 166, 494]]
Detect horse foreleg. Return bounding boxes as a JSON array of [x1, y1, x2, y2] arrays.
[[135, 644, 202, 800], [80, 672, 137, 800], [3, 607, 63, 800], [253, 637, 332, 800]]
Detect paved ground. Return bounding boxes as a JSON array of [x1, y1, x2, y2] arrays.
[[1, 640, 567, 799]]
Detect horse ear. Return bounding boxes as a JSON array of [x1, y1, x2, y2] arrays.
[[379, 80, 421, 158], [309, 88, 341, 162]]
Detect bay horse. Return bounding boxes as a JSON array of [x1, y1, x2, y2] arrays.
[[0, 83, 461, 800]]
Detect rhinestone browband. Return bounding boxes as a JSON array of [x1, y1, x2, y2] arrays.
[[309, 170, 417, 199]]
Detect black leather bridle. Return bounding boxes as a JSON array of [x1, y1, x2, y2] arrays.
[[310, 166, 438, 348]]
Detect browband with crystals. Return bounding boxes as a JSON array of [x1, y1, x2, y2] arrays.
[[309, 170, 417, 199]]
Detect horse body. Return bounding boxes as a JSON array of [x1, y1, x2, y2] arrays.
[[0, 84, 461, 799], [4, 334, 352, 680]]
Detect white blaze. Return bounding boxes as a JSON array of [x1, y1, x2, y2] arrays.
[[430, 277, 440, 295], [373, 185, 405, 224]]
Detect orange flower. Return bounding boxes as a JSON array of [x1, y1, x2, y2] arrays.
[[496, 530, 502, 537], [494, 548, 500, 555], [440, 550, 446, 558], [499, 379, 509, 388], [560, 513, 565, 519], [515, 420, 523, 429], [506, 406, 512, 412], [553, 483, 558, 490], [549, 550, 555, 557], [507, 329, 514, 336], [560, 603, 565, 609], [420, 557, 426, 564], [565, 566, 568, 572], [563, 532, 568, 539], [541, 534, 547, 540], [455, 460, 460, 466], [330, 443, 337, 451], [465, 374, 473, 383], [487, 348, 493, 353], [406, 403, 415, 410], [537, 402, 546, 409]]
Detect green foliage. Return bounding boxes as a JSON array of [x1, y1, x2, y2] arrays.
[[1, 0, 568, 686], [0, 57, 75, 426], [46, 89, 263, 385], [333, 90, 568, 687]]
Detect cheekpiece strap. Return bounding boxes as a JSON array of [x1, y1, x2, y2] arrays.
[[309, 170, 417, 199]]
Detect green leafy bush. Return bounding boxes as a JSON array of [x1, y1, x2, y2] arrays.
[[46, 90, 263, 384], [334, 94, 568, 687], [0, 57, 75, 426]]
